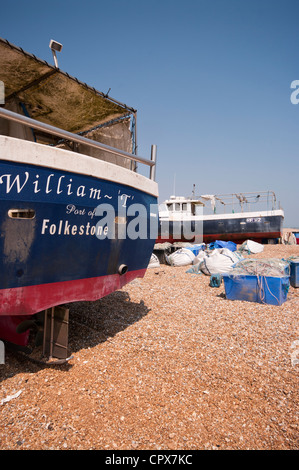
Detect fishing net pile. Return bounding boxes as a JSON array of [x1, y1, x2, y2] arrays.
[[230, 258, 290, 277]]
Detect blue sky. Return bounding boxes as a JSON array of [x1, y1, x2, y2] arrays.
[[1, 0, 298, 226]]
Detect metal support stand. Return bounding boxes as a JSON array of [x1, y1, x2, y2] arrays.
[[42, 306, 72, 364]]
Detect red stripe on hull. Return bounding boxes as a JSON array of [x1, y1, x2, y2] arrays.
[[156, 232, 282, 244], [0, 269, 146, 317], [0, 315, 31, 346]]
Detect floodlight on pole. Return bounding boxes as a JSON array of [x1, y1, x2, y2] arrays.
[[49, 39, 63, 68]]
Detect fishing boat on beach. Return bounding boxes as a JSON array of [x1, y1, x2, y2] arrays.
[[157, 188, 284, 244], [0, 38, 158, 361]]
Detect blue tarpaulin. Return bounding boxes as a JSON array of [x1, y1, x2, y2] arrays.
[[208, 240, 237, 252], [185, 244, 206, 256]]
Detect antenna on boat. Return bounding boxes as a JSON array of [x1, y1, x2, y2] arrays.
[[173, 174, 176, 196], [49, 39, 63, 68]]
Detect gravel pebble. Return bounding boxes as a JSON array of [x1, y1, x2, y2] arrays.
[[0, 244, 298, 450]]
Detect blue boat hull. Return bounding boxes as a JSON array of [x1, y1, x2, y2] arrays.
[[158, 214, 283, 244], [0, 159, 157, 344]]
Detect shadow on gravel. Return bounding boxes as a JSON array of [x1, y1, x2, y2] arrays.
[[0, 290, 150, 379], [67, 290, 150, 353]]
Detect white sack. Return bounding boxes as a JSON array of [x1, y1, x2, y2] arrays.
[[239, 239, 264, 254], [193, 250, 206, 265], [200, 248, 242, 275], [147, 253, 160, 268], [166, 248, 195, 266]]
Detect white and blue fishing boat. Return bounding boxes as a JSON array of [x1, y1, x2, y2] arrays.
[[0, 38, 158, 361], [158, 189, 284, 244]]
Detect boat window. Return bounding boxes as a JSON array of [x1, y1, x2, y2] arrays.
[[8, 209, 35, 219], [182, 203, 188, 211], [167, 203, 174, 211], [175, 203, 180, 211]]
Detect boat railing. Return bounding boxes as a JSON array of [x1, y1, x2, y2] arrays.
[[198, 191, 279, 214], [0, 107, 157, 180]]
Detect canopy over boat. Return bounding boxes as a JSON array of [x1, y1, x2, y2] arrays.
[[0, 37, 137, 168]]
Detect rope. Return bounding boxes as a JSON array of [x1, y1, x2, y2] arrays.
[[232, 259, 287, 305], [256, 275, 283, 305]]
